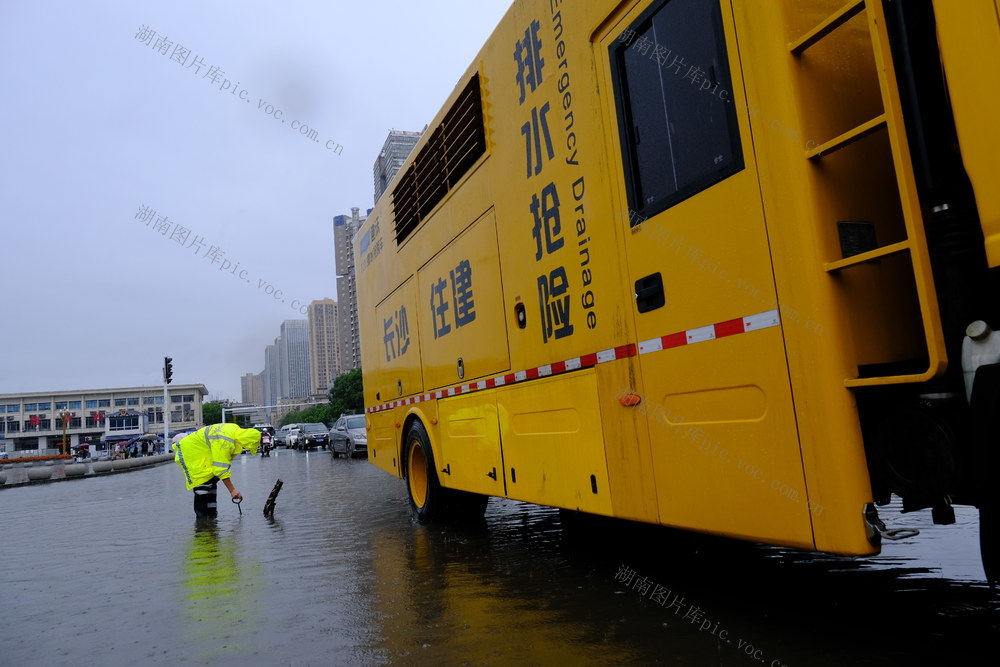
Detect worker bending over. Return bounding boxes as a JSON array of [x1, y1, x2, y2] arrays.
[[173, 424, 260, 517]]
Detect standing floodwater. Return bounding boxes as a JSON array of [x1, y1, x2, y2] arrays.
[[3, 451, 998, 666]]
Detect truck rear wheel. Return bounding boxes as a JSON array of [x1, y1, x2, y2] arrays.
[[972, 363, 1000, 586], [981, 501, 998, 586], [405, 421, 488, 523], [406, 422, 442, 522]]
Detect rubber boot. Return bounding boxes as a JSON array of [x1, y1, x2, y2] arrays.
[[193, 478, 219, 518]]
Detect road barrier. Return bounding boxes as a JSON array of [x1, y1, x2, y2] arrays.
[[0, 453, 176, 488]]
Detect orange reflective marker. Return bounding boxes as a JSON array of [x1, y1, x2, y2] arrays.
[[619, 393, 642, 407]]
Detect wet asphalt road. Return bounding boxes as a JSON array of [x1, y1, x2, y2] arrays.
[[3, 449, 998, 666]]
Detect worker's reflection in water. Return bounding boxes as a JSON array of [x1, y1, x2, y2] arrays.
[[182, 519, 262, 661]]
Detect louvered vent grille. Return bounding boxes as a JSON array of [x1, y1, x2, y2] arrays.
[[392, 74, 486, 245]]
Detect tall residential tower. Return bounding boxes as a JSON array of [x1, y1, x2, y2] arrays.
[[334, 208, 366, 371], [240, 372, 263, 405], [373, 129, 422, 203], [308, 298, 341, 394], [280, 320, 312, 399]]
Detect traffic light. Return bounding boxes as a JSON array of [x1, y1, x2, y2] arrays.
[[164, 356, 173, 384]]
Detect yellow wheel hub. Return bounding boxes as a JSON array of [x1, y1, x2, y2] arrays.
[[408, 441, 428, 508]]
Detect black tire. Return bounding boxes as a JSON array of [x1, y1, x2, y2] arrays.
[[347, 440, 355, 459], [404, 421, 488, 523], [971, 363, 1000, 586], [405, 422, 443, 523], [981, 500, 998, 587]]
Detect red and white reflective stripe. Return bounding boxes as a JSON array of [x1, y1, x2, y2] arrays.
[[637, 309, 780, 354], [367, 309, 780, 413]]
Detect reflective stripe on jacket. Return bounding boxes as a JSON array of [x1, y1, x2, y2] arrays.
[[172, 423, 260, 490]]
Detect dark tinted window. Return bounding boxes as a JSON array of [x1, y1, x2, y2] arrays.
[[611, 0, 743, 220]]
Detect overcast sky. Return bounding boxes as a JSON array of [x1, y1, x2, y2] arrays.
[[0, 0, 512, 400]]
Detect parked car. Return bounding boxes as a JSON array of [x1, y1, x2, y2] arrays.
[[330, 414, 367, 458], [295, 423, 330, 450]]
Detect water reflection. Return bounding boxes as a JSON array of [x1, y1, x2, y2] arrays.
[[360, 494, 1000, 666], [2, 452, 998, 666], [180, 518, 264, 663], [367, 511, 630, 666]]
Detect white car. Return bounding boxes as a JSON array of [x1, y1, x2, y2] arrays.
[[275, 424, 301, 447]]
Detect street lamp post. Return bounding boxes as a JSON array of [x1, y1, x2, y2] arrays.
[[59, 411, 71, 457], [163, 357, 173, 454]]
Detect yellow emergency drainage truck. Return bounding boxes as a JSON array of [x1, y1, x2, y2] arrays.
[[356, 0, 1000, 582]]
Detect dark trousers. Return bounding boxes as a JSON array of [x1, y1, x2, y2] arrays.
[[193, 477, 219, 518]]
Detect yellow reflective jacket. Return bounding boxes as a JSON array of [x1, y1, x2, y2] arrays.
[[173, 424, 260, 490]]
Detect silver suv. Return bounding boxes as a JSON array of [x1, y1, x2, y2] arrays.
[[330, 415, 367, 458]]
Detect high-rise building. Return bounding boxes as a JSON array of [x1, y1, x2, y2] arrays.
[[327, 130, 421, 376], [263, 343, 279, 412], [308, 299, 341, 395], [275, 334, 288, 400], [334, 207, 366, 371], [373, 129, 422, 203], [240, 372, 263, 405], [280, 320, 312, 399]]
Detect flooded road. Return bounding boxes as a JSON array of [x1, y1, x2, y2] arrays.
[[3, 450, 998, 666]]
